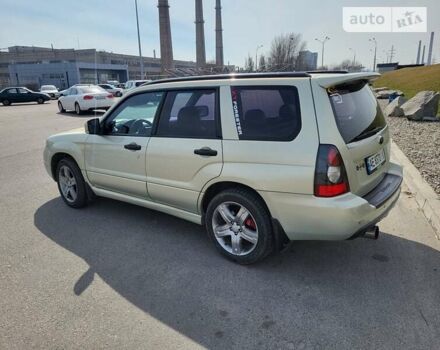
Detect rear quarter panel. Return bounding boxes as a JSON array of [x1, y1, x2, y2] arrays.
[[214, 78, 319, 194]]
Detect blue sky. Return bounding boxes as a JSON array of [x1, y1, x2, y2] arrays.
[[1, 0, 439, 69]]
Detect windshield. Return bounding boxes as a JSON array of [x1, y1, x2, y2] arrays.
[[328, 80, 386, 144], [78, 86, 106, 94], [41, 85, 56, 91]]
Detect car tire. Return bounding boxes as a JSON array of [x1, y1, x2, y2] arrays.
[[2, 99, 10, 106], [75, 102, 82, 115], [56, 158, 88, 208], [205, 188, 274, 264], [58, 101, 65, 113], [37, 97, 44, 104]]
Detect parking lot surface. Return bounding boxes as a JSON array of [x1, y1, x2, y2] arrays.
[[1, 102, 439, 349]]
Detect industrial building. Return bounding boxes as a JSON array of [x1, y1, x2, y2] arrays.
[[296, 50, 318, 71], [0, 46, 196, 89], [0, 0, 231, 89]]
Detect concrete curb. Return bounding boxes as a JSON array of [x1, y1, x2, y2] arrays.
[[391, 142, 440, 239]]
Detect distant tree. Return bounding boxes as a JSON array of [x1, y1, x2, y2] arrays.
[[268, 33, 306, 71], [258, 54, 267, 72], [333, 59, 363, 72], [244, 55, 255, 72]]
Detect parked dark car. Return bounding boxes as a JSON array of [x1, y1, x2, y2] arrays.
[[0, 87, 51, 106]]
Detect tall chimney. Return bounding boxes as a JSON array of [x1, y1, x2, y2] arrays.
[[157, 0, 174, 72], [416, 40, 421, 64], [427, 31, 434, 65], [195, 0, 206, 68], [215, 0, 224, 67], [421, 45, 425, 64]]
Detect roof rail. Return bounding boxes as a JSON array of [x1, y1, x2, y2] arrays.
[[307, 70, 348, 74], [145, 72, 311, 86]]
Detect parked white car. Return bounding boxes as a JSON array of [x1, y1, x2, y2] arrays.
[[40, 85, 60, 99], [44, 72, 403, 264], [98, 84, 123, 97], [124, 80, 151, 90], [58, 85, 115, 115]]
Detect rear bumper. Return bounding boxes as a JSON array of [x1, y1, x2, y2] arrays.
[[81, 99, 115, 110], [260, 162, 403, 241]]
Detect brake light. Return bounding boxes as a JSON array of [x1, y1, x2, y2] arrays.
[[314, 144, 350, 197], [83, 95, 94, 100], [107, 94, 114, 98]]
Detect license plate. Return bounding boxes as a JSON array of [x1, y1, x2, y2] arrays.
[[365, 149, 386, 175], [95, 96, 105, 100]]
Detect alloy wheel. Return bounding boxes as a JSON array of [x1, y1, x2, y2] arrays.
[[58, 165, 78, 203], [211, 201, 258, 256]]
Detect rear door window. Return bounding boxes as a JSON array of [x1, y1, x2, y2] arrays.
[[230, 86, 301, 141], [328, 80, 386, 144], [156, 89, 218, 139]]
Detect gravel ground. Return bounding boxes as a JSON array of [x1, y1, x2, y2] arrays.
[[379, 100, 440, 195]]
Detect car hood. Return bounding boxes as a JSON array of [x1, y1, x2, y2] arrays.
[[49, 127, 86, 139]]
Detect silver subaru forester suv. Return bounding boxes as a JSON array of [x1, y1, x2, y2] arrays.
[[44, 72, 403, 264]]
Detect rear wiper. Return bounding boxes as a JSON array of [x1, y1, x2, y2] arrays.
[[350, 126, 384, 143]]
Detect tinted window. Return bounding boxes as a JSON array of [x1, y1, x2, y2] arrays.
[[230, 86, 301, 141], [5, 88, 17, 94], [156, 89, 218, 138], [105, 92, 163, 137], [328, 80, 386, 144], [17, 88, 29, 94]]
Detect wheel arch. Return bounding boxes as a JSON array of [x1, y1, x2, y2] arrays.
[[199, 180, 290, 250], [51, 153, 79, 180], [200, 181, 271, 217]]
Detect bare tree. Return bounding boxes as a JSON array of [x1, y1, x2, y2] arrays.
[[258, 54, 267, 72], [268, 33, 306, 71], [332, 59, 363, 72], [244, 54, 255, 72]]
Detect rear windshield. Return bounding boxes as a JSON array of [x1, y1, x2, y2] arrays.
[[79, 86, 106, 94], [328, 80, 386, 144]]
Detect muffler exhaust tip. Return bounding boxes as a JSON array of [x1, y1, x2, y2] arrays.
[[363, 225, 379, 240]]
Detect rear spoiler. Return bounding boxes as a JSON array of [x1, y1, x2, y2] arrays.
[[315, 72, 381, 89]]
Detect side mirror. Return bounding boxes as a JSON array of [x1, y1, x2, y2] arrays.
[[85, 118, 102, 135], [60, 93, 65, 97]]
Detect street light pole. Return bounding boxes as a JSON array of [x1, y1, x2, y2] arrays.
[[255, 45, 263, 72], [349, 48, 356, 68], [315, 36, 330, 68], [369, 37, 377, 72], [135, 0, 144, 79]]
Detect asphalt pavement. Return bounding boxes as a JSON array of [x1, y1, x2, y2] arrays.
[[0, 102, 439, 349]]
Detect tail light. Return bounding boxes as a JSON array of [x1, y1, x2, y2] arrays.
[[314, 144, 350, 197], [83, 95, 94, 100], [107, 94, 114, 98]]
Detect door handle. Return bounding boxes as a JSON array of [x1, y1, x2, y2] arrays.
[[194, 147, 218, 156], [124, 142, 141, 151]]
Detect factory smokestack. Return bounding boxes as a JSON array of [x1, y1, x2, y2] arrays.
[[195, 0, 206, 68], [421, 45, 425, 64], [158, 0, 174, 72], [416, 40, 421, 64], [427, 32, 434, 65], [215, 0, 224, 67]]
